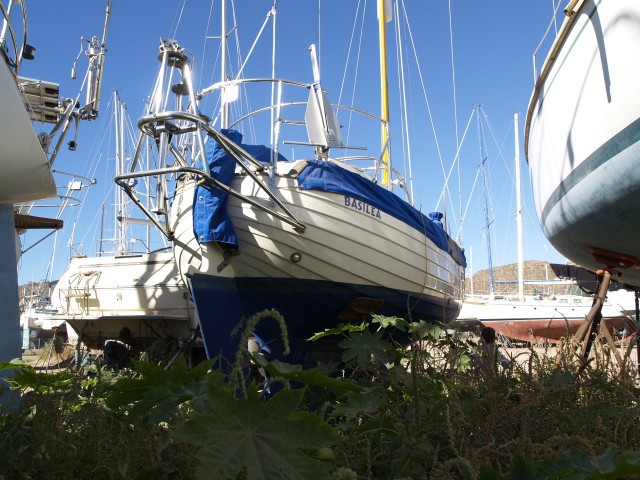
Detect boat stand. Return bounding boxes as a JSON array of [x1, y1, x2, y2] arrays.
[[34, 331, 73, 373], [572, 269, 639, 373]]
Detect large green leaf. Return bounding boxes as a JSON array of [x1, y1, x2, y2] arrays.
[[106, 356, 217, 422], [339, 329, 390, 370], [409, 320, 445, 340], [175, 384, 337, 480], [370, 313, 410, 332], [331, 389, 383, 420], [307, 321, 368, 341]]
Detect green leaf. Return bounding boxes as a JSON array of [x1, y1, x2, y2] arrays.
[[355, 416, 401, 437], [4, 363, 75, 394], [331, 389, 383, 420], [251, 356, 362, 396], [106, 355, 218, 423], [0, 359, 26, 371], [307, 321, 367, 341], [370, 314, 410, 331], [175, 384, 337, 480], [478, 465, 506, 480], [509, 453, 538, 479], [339, 330, 390, 370], [410, 320, 445, 340]]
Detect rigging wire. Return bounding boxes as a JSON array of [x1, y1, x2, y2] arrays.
[[394, 0, 413, 204], [317, 0, 321, 71], [337, 0, 366, 149], [397, 2, 448, 213], [199, 0, 219, 115], [531, 0, 563, 82], [337, 0, 362, 106], [170, 0, 187, 40]]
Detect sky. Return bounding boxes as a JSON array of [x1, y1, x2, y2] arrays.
[[15, 0, 568, 285]]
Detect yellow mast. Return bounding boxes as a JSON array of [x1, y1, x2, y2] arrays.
[[377, 0, 392, 189]]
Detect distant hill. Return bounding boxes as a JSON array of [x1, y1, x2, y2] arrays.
[[467, 260, 576, 297]]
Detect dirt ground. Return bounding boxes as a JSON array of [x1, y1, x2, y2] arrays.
[[21, 340, 640, 375], [21, 343, 75, 372]]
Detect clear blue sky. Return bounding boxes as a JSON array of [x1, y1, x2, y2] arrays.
[[16, 0, 567, 285]]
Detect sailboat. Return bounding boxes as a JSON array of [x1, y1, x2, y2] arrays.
[[116, 1, 466, 367], [45, 92, 198, 356], [457, 111, 634, 344], [525, 0, 640, 288]]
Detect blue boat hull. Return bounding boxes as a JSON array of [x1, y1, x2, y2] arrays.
[[189, 272, 460, 367]]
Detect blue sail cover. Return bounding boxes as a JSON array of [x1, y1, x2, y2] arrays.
[[193, 129, 241, 247], [193, 129, 287, 247], [297, 159, 467, 268]]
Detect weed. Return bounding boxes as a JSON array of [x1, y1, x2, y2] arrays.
[[2, 317, 640, 479]]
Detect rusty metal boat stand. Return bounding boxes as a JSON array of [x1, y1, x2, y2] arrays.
[[572, 269, 640, 376]]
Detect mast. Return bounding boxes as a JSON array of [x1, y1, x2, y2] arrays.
[[377, 0, 392, 189], [114, 91, 127, 255], [514, 112, 524, 301], [98, 201, 105, 257], [476, 105, 494, 297], [220, 0, 229, 128]]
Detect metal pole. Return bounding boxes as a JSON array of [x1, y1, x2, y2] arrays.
[[635, 290, 640, 378], [514, 113, 524, 301], [0, 204, 22, 409], [580, 270, 611, 360], [476, 106, 494, 297], [220, 0, 229, 128]]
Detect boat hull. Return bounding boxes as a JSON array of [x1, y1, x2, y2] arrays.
[[49, 250, 197, 349], [172, 165, 464, 366], [480, 317, 630, 345], [190, 274, 460, 366], [0, 58, 56, 203], [525, 0, 640, 286], [458, 297, 632, 344]]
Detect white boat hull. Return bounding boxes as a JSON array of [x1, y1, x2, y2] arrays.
[[171, 161, 465, 365], [458, 294, 633, 343], [525, 0, 640, 286], [48, 250, 197, 349], [0, 57, 56, 203]]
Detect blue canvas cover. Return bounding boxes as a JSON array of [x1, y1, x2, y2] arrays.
[[193, 130, 238, 247], [193, 129, 288, 246], [297, 159, 466, 268], [193, 130, 465, 268]]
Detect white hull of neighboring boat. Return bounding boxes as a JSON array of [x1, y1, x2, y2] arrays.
[[525, 0, 640, 286], [171, 163, 464, 365], [0, 56, 56, 204], [457, 293, 634, 344], [20, 304, 78, 347], [48, 250, 197, 349]]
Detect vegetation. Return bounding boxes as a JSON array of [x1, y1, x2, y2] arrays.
[[2, 313, 640, 479]]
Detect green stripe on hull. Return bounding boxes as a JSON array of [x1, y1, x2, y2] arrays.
[[540, 116, 640, 227]]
